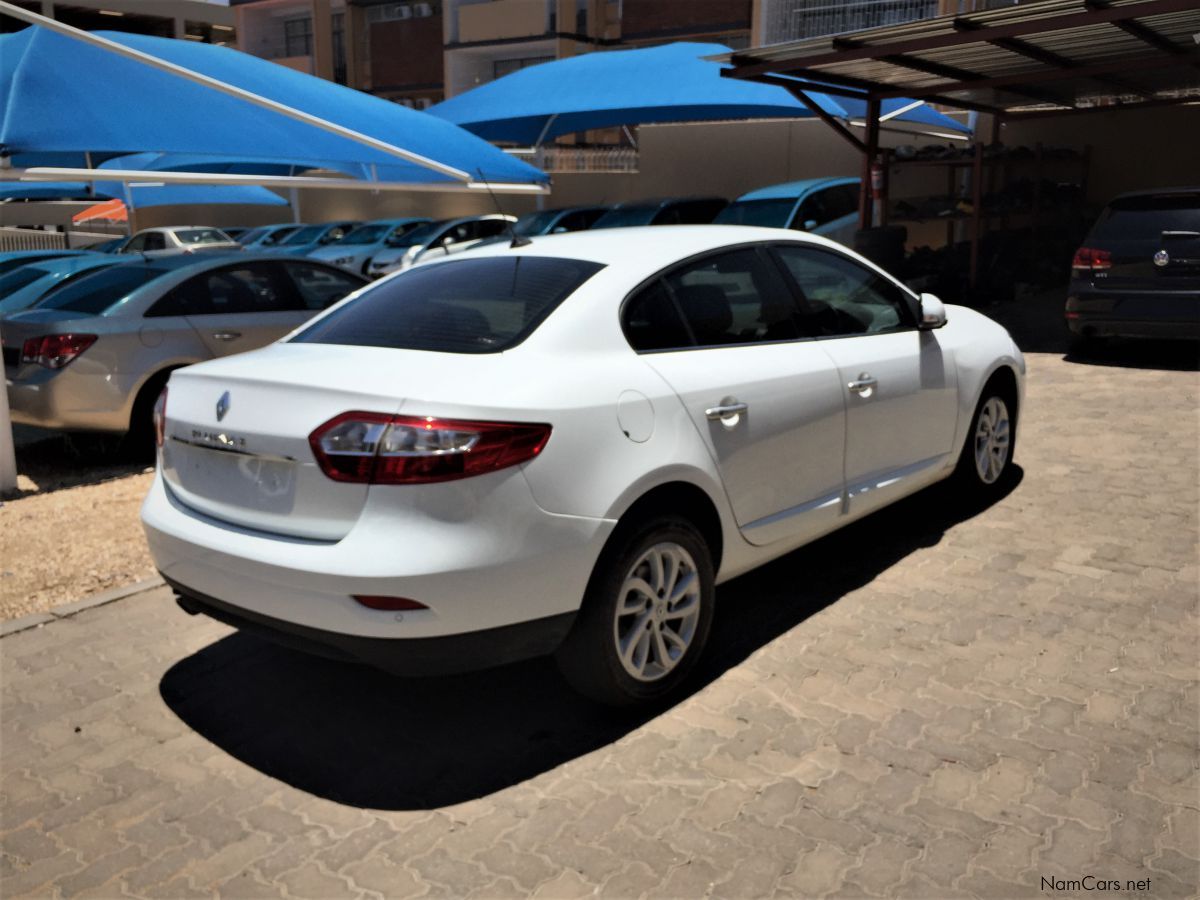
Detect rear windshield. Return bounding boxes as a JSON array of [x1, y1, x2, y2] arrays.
[[1091, 195, 1200, 241], [0, 254, 72, 276], [385, 221, 441, 248], [177, 228, 232, 245], [281, 225, 325, 244], [292, 255, 604, 354], [715, 199, 795, 228], [35, 266, 167, 315], [259, 227, 298, 246], [339, 224, 389, 245], [237, 227, 267, 244], [0, 266, 48, 299]]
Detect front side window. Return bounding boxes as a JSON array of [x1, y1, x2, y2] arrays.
[[122, 234, 146, 253], [143, 233, 167, 252], [292, 256, 604, 354], [284, 262, 364, 310], [281, 225, 325, 245], [774, 245, 915, 336]]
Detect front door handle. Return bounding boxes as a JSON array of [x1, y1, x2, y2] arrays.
[[705, 400, 748, 423], [847, 374, 878, 395], [212, 331, 242, 342]]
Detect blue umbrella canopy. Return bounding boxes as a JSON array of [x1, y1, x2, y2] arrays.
[[429, 42, 970, 144], [0, 26, 546, 186]]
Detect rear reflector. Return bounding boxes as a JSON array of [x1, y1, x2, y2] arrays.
[[352, 595, 428, 611], [309, 412, 551, 484], [1071, 247, 1112, 272], [20, 333, 97, 369]]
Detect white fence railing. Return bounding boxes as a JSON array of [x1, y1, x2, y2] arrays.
[[0, 227, 67, 252]]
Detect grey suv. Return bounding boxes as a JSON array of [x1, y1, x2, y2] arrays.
[[3, 254, 365, 438]]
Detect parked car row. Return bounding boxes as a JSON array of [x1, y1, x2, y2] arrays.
[[1, 249, 367, 441]]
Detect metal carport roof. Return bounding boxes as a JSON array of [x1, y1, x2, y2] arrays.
[[722, 0, 1200, 120]]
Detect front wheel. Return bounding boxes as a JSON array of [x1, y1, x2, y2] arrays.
[[555, 517, 715, 707], [955, 389, 1014, 494]]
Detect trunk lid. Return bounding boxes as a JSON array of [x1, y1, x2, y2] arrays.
[[1086, 191, 1200, 292], [158, 342, 539, 540]]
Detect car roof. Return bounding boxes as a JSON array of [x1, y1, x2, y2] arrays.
[[736, 177, 860, 202], [0, 249, 85, 261], [610, 197, 724, 210], [1108, 186, 1200, 203], [363, 217, 430, 226], [434, 224, 843, 270], [27, 254, 116, 274]]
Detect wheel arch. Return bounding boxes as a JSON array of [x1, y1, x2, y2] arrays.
[[604, 479, 727, 577], [125, 361, 196, 431]]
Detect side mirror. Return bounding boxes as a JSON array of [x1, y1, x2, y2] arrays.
[[918, 292, 948, 330], [803, 219, 819, 231]]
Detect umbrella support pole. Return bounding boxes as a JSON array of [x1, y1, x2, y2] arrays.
[[7, 168, 549, 195]]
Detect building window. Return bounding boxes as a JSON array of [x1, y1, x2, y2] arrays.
[[493, 55, 554, 81], [284, 16, 313, 57], [332, 11, 346, 83]]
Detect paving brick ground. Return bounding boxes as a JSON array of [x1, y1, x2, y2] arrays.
[[2, 337, 1197, 898]]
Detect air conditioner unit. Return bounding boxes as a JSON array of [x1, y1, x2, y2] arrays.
[[413, 2, 433, 16], [415, 97, 432, 110], [394, 4, 413, 19]]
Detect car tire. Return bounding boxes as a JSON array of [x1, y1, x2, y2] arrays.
[[123, 372, 170, 461], [954, 382, 1016, 495], [555, 516, 715, 707]]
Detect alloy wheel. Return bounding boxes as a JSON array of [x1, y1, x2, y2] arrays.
[[973, 396, 1011, 484], [612, 542, 702, 682]]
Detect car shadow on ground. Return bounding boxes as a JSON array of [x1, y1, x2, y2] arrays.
[[159, 468, 1022, 811], [977, 290, 1199, 371], [8, 427, 152, 498]]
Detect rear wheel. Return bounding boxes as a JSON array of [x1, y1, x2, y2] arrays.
[[556, 517, 714, 707], [123, 371, 171, 461]]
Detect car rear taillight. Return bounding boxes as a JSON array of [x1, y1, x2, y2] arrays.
[[1071, 247, 1112, 272], [20, 334, 97, 369], [309, 412, 551, 485], [153, 386, 168, 449]]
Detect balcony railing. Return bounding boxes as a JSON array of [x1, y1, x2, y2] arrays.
[[765, 0, 940, 43], [511, 146, 639, 174]]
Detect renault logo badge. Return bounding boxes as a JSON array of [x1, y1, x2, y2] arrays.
[[216, 391, 231, 422], [1153, 249, 1170, 267]]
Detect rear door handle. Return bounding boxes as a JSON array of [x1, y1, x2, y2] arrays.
[[847, 374, 878, 395], [212, 331, 242, 341]]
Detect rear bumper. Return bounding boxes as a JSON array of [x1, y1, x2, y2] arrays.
[[142, 469, 614, 658], [1066, 288, 1200, 340], [5, 365, 133, 432], [166, 574, 576, 675]]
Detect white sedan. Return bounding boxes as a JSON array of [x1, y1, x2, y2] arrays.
[[142, 226, 1024, 705]]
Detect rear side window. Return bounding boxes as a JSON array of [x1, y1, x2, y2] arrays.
[[284, 262, 364, 310], [36, 266, 165, 315], [623, 281, 692, 351], [1090, 195, 1200, 241], [143, 233, 167, 252], [292, 256, 604, 354], [148, 262, 302, 317], [0, 266, 47, 298]]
